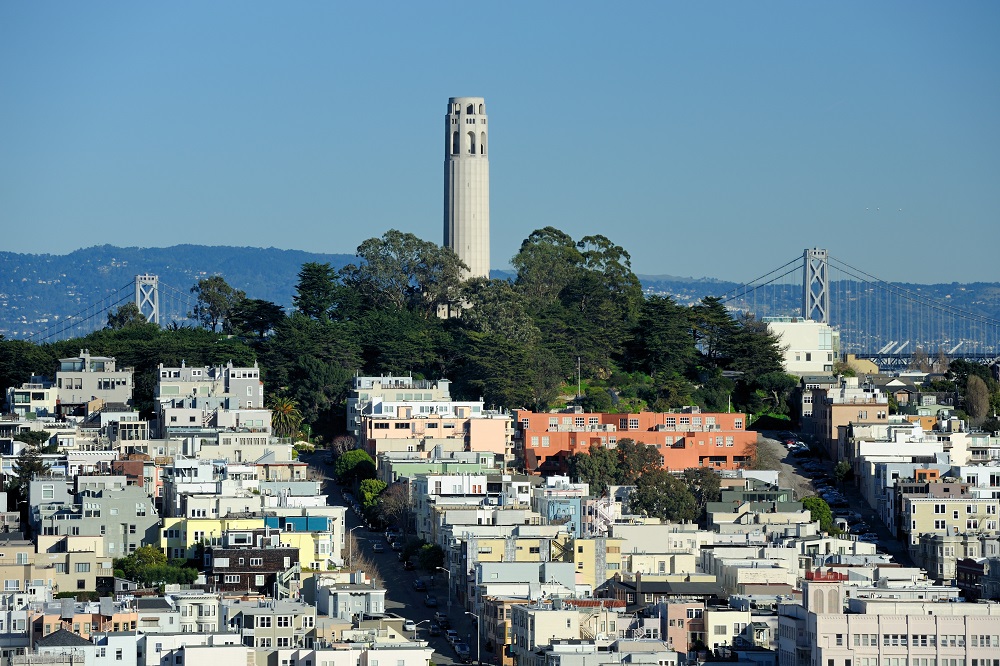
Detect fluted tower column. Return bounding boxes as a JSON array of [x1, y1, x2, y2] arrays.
[[444, 97, 490, 279]]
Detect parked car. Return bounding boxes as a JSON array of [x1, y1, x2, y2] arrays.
[[413, 579, 427, 592], [445, 629, 459, 644], [454, 643, 471, 662], [391, 540, 404, 552], [424, 594, 439, 607], [403, 559, 416, 571], [372, 542, 385, 553], [403, 620, 416, 633], [858, 533, 880, 543]]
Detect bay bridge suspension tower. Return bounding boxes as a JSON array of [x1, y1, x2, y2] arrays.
[[721, 248, 1000, 370]]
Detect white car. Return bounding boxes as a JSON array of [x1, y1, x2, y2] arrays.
[[403, 620, 416, 632]]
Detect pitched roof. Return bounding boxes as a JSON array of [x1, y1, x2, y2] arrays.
[[36, 628, 93, 648], [137, 597, 173, 610]]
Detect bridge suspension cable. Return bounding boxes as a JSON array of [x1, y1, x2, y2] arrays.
[[26, 281, 135, 344]]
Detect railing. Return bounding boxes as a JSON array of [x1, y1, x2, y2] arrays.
[[804, 569, 847, 581]]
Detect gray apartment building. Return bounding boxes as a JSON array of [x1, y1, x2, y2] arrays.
[[55, 350, 134, 416], [30, 476, 159, 557], [155, 362, 267, 435], [225, 598, 317, 649]]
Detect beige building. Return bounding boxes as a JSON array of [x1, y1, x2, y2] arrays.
[[779, 576, 1000, 666], [572, 537, 624, 590], [510, 603, 580, 666], [810, 377, 889, 460], [55, 350, 134, 416], [702, 608, 752, 652], [482, 595, 530, 666], [902, 495, 1000, 569], [347, 376, 454, 439], [0, 536, 110, 595], [361, 408, 513, 464]]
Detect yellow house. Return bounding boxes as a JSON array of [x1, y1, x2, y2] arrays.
[[278, 531, 334, 571], [468, 534, 573, 564], [160, 516, 263, 559], [161, 516, 333, 571], [572, 537, 623, 589]]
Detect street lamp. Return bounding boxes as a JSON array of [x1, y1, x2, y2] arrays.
[[348, 525, 364, 567], [412, 619, 429, 641], [464, 611, 481, 666], [435, 566, 452, 613]]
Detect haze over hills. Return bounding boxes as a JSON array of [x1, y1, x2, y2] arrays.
[[1, 245, 998, 340]]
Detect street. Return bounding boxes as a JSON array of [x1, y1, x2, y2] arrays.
[[303, 451, 481, 665], [758, 434, 911, 564]]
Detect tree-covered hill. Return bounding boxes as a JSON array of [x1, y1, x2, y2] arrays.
[[2, 244, 999, 341]]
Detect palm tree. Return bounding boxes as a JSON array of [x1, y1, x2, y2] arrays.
[[270, 396, 303, 438]]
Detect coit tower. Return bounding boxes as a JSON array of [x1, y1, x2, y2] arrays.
[[444, 96, 490, 279]]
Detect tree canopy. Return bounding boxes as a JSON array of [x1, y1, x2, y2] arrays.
[[631, 470, 698, 523], [802, 496, 839, 534], [190, 275, 246, 332], [333, 450, 376, 485], [1, 225, 801, 444], [114, 545, 197, 587]]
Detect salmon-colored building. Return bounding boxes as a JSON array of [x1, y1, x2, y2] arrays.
[[514, 408, 755, 474]]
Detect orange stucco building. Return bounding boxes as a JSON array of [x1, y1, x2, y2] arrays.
[[514, 408, 756, 474]]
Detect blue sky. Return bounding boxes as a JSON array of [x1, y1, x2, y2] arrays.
[[2, 2, 998, 283]]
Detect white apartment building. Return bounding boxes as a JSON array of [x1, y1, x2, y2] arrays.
[[347, 376, 453, 438], [5, 378, 56, 418], [765, 318, 839, 376]]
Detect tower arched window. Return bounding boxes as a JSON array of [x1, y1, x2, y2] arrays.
[[467, 131, 476, 155], [812, 589, 824, 614], [466, 104, 475, 115], [480, 132, 486, 155], [451, 131, 459, 155], [478, 103, 484, 114]]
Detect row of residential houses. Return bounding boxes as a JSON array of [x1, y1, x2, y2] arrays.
[[4, 358, 1000, 666]]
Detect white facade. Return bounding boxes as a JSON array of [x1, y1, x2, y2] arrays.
[[5, 379, 57, 417], [765, 318, 838, 376], [444, 96, 490, 279], [347, 376, 452, 438]]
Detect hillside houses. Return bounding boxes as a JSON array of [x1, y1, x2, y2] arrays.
[[4, 362, 1000, 666]]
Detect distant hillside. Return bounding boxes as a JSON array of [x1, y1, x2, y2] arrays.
[[0, 245, 353, 337], [2, 245, 999, 345]]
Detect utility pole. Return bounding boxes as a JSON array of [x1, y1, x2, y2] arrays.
[[577, 357, 582, 401]]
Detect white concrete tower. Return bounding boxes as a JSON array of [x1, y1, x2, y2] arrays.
[[444, 96, 490, 279]]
